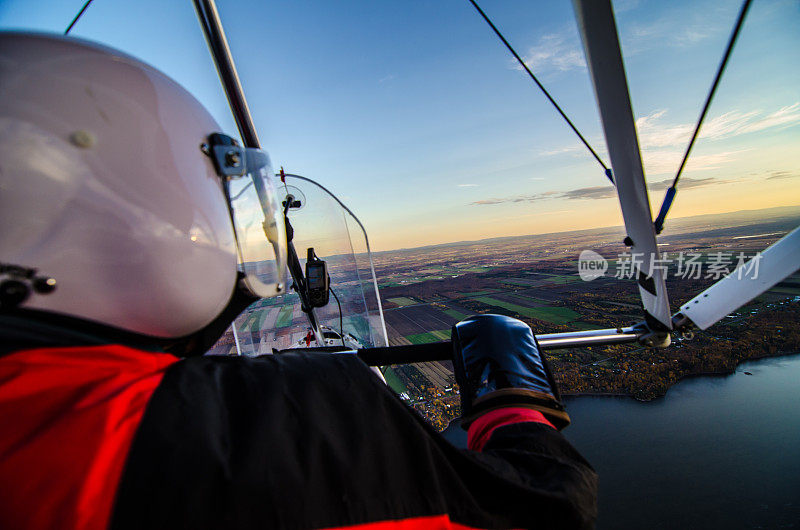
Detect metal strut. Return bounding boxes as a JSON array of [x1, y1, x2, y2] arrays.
[[193, 0, 325, 346]]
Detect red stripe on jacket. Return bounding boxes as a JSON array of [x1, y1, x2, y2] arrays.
[[321, 513, 489, 529], [468, 407, 555, 452], [0, 345, 178, 530]]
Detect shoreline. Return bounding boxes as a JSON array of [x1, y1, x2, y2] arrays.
[[562, 349, 800, 402]]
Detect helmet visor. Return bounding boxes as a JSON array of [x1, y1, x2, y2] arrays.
[[226, 148, 287, 297]]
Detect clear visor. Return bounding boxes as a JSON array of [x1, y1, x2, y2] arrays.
[[226, 148, 287, 297]]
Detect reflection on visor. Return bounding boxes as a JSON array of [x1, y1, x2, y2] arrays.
[[226, 149, 287, 298]]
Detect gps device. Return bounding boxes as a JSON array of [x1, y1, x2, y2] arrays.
[[305, 248, 329, 308]]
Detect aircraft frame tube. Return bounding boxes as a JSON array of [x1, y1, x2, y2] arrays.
[[678, 225, 800, 330], [572, 0, 672, 329], [356, 327, 643, 366], [193, 0, 325, 346], [193, 0, 260, 148]]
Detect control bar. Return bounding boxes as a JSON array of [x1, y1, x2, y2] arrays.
[[356, 326, 643, 366]]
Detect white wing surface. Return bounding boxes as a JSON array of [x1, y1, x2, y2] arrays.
[[680, 227, 800, 330], [573, 0, 672, 329]]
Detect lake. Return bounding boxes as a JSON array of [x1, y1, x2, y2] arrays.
[[444, 354, 800, 528]]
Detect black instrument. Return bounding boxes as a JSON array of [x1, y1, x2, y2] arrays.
[[305, 248, 329, 308]]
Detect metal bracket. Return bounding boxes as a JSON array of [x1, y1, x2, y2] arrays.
[[205, 133, 246, 178]]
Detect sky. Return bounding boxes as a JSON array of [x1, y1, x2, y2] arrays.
[[1, 0, 798, 251]]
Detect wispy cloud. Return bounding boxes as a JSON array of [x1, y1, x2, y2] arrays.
[[626, 11, 721, 52], [530, 103, 798, 176], [672, 27, 713, 47], [539, 146, 581, 157], [647, 176, 721, 191], [457, 183, 478, 187], [472, 177, 726, 206], [559, 186, 617, 200], [636, 104, 800, 148], [633, 104, 800, 175], [472, 186, 612, 205], [513, 27, 585, 74], [378, 74, 396, 84], [641, 149, 745, 175], [613, 0, 640, 13], [766, 170, 800, 180]]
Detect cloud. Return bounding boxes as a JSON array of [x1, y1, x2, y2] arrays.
[[513, 27, 585, 74], [558, 186, 617, 200], [613, 0, 640, 13], [378, 74, 396, 84], [472, 177, 727, 206], [672, 27, 713, 47], [626, 13, 719, 52], [457, 183, 478, 187], [636, 104, 800, 149], [471, 185, 613, 205], [647, 176, 720, 191], [633, 104, 800, 175], [539, 146, 581, 157], [766, 170, 800, 180], [641, 149, 745, 175]]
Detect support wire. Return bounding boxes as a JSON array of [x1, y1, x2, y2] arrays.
[[65, 0, 94, 34], [466, 0, 613, 183], [654, 0, 753, 234]]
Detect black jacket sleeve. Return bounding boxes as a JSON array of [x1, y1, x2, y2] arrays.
[[110, 352, 597, 530]]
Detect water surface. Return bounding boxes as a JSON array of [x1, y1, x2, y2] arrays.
[[564, 354, 800, 529]]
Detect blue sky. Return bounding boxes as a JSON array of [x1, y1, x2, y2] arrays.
[[2, 0, 798, 250]]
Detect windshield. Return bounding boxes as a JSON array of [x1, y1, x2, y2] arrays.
[[206, 174, 387, 355]]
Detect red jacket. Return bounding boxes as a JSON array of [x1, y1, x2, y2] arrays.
[[0, 345, 596, 530]]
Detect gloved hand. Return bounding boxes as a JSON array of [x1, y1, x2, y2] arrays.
[[452, 314, 570, 430]]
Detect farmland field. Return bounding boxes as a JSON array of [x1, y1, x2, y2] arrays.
[[387, 296, 418, 307], [384, 305, 458, 335], [383, 367, 407, 394], [443, 308, 468, 321], [472, 296, 579, 324], [275, 305, 294, 328], [406, 331, 448, 344]]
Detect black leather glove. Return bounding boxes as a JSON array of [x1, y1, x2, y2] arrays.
[[452, 314, 570, 430]]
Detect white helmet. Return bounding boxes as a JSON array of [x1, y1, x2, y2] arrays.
[[0, 32, 286, 345]]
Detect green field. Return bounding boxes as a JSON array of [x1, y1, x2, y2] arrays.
[[388, 296, 417, 307], [443, 308, 468, 320], [253, 310, 268, 332], [406, 330, 449, 344], [275, 305, 294, 328], [383, 367, 407, 394], [566, 321, 599, 331], [769, 286, 800, 295], [459, 290, 496, 297], [501, 279, 542, 286], [242, 312, 260, 332], [461, 266, 495, 273], [473, 296, 579, 324], [544, 274, 580, 285]]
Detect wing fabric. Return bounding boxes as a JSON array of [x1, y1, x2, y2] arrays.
[[572, 0, 671, 329], [680, 227, 800, 330]]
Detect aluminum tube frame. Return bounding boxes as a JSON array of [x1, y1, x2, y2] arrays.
[[193, 0, 326, 347], [355, 326, 645, 366], [536, 326, 642, 349], [572, 0, 672, 329], [193, 0, 260, 148], [678, 225, 800, 330]]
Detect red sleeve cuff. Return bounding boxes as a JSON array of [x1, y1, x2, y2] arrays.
[[467, 406, 555, 452]]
